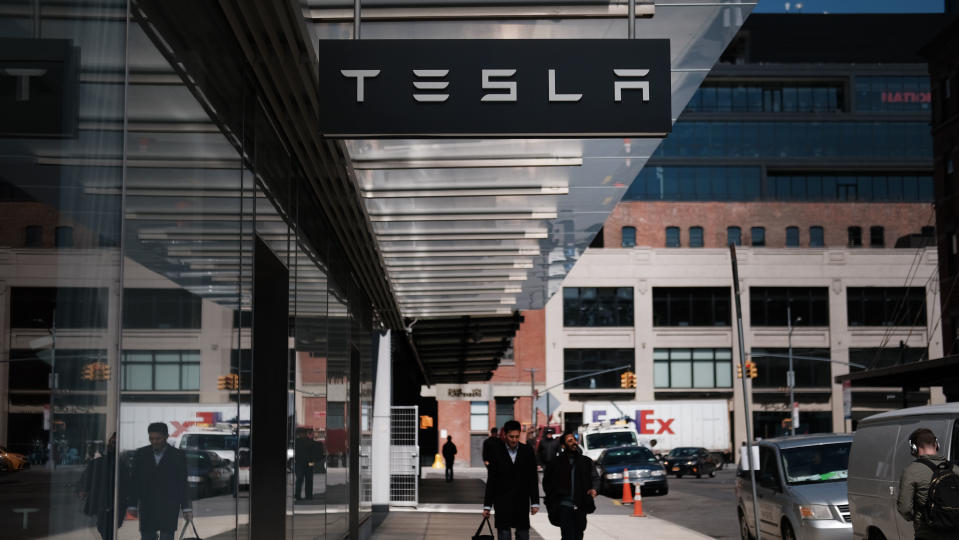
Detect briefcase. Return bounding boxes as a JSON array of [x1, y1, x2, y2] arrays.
[[178, 520, 202, 540], [472, 516, 494, 540]]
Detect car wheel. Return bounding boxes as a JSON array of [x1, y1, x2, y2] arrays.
[[0, 459, 8, 473], [738, 509, 755, 540], [675, 473, 682, 479], [781, 520, 797, 540], [867, 529, 887, 540], [659, 486, 668, 495]]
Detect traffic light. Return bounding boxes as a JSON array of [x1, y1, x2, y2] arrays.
[[217, 375, 229, 390], [81, 363, 95, 381], [229, 373, 239, 389], [620, 371, 637, 389], [736, 364, 743, 379], [748, 362, 758, 379], [95, 362, 111, 381], [627, 371, 636, 388]]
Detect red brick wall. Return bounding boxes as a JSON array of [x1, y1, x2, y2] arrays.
[[299, 352, 326, 384], [603, 201, 933, 249], [437, 400, 473, 465], [491, 309, 546, 384]]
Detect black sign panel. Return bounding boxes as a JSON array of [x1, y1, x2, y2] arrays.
[[0, 38, 79, 139], [317, 39, 671, 138]]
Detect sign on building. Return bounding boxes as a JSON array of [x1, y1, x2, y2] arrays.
[[317, 39, 671, 137], [435, 384, 491, 401]]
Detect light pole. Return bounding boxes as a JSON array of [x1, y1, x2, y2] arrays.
[[786, 305, 800, 437]]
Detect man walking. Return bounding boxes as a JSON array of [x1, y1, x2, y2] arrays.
[[542, 431, 599, 540], [442, 435, 457, 482], [78, 432, 128, 540], [482, 427, 500, 467], [128, 423, 191, 540], [897, 428, 959, 540], [483, 420, 539, 540]]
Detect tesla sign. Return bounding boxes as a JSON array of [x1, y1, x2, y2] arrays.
[[317, 39, 671, 137]]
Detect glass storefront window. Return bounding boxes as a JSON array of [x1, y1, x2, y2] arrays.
[[654, 348, 732, 389]]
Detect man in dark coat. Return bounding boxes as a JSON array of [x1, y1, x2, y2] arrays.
[[482, 427, 501, 467], [442, 435, 457, 482], [542, 431, 600, 540], [295, 428, 324, 500], [537, 428, 560, 467], [78, 432, 128, 540], [483, 420, 539, 540], [128, 422, 191, 540]]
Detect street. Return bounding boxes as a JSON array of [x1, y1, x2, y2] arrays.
[[591, 468, 740, 539]]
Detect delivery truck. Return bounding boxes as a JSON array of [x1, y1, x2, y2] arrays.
[[118, 403, 250, 452], [582, 400, 732, 461]]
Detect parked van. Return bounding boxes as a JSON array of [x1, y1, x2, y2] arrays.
[[847, 403, 959, 540], [736, 433, 853, 540], [578, 419, 650, 461]]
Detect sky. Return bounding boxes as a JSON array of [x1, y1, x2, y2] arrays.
[[752, 0, 945, 13]]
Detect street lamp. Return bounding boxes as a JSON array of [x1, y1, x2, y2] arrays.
[[786, 305, 800, 437]]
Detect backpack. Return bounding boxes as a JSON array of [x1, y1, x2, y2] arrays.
[[917, 458, 959, 530]]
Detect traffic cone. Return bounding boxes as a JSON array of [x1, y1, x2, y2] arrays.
[[621, 469, 634, 503], [125, 508, 138, 521], [632, 486, 645, 517], [432, 453, 445, 469]]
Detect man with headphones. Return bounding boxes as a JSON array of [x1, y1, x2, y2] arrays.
[[896, 428, 959, 539]]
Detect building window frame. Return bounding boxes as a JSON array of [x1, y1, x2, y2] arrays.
[[122, 350, 202, 392], [654, 348, 733, 389], [563, 287, 634, 327], [847, 287, 927, 327], [470, 401, 490, 432], [749, 287, 830, 326], [652, 287, 731, 327], [809, 226, 824, 247], [785, 226, 800, 247], [621, 226, 636, 248], [563, 349, 633, 389], [870, 226, 885, 248], [751, 226, 765, 247], [848, 226, 863, 247], [727, 226, 742, 246], [689, 226, 704, 248], [665, 226, 680, 247]]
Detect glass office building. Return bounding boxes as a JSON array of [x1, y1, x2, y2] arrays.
[[0, 1, 750, 538]]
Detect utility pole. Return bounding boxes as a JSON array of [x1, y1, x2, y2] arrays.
[[730, 245, 761, 540], [48, 307, 56, 470], [527, 368, 537, 434], [787, 304, 797, 437]]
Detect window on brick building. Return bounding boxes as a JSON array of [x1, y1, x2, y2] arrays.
[[665, 227, 680, 247], [785, 226, 800, 247], [751, 227, 765, 247], [470, 401, 489, 431], [24, 225, 42, 247], [621, 226, 636, 248], [810, 226, 824, 247], [689, 226, 704, 247], [55, 226, 74, 247], [727, 226, 742, 246], [870, 226, 885, 247], [848, 226, 862, 247], [750, 287, 829, 326]]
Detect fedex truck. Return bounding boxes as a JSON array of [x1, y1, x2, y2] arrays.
[[582, 400, 731, 458], [118, 403, 250, 452]]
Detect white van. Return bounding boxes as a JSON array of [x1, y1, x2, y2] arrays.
[[578, 420, 650, 461], [847, 403, 959, 540], [179, 426, 250, 486]]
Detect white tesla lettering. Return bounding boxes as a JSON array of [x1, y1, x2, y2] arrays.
[[481, 69, 517, 102], [548, 69, 582, 102], [412, 69, 450, 102], [340, 69, 380, 102], [1, 68, 47, 102], [613, 69, 650, 102]]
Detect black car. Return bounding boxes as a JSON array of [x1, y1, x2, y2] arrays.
[[186, 450, 234, 499], [662, 447, 718, 479], [594, 445, 668, 497]]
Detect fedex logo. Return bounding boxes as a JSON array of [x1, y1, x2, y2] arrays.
[[170, 411, 222, 438], [591, 409, 675, 435]]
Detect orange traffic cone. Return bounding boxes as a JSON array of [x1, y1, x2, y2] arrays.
[[621, 469, 634, 503], [632, 487, 645, 517], [125, 508, 138, 521]]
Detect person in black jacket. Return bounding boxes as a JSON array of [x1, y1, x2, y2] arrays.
[[295, 427, 325, 500], [127, 423, 191, 540], [542, 431, 599, 540], [78, 432, 128, 540], [442, 435, 457, 482], [482, 427, 501, 467], [537, 428, 560, 467], [482, 420, 539, 540]]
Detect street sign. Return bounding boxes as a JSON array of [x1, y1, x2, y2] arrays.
[[792, 402, 800, 430], [317, 39, 671, 137], [842, 380, 852, 420], [534, 391, 559, 420]]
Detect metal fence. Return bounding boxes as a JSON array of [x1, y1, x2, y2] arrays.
[[389, 405, 419, 506]]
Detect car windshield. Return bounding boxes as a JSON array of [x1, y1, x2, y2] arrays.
[[603, 447, 658, 466], [586, 431, 637, 449], [668, 448, 699, 457], [780, 442, 851, 485], [181, 433, 249, 451]]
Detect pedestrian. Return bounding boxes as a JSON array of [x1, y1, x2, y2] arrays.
[[897, 428, 959, 540], [542, 431, 599, 540], [537, 428, 559, 467], [442, 435, 457, 482], [295, 427, 322, 500], [482, 420, 539, 540], [78, 433, 128, 540], [127, 422, 192, 540], [483, 427, 501, 467]]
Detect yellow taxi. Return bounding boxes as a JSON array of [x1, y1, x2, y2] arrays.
[[0, 445, 28, 472]]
